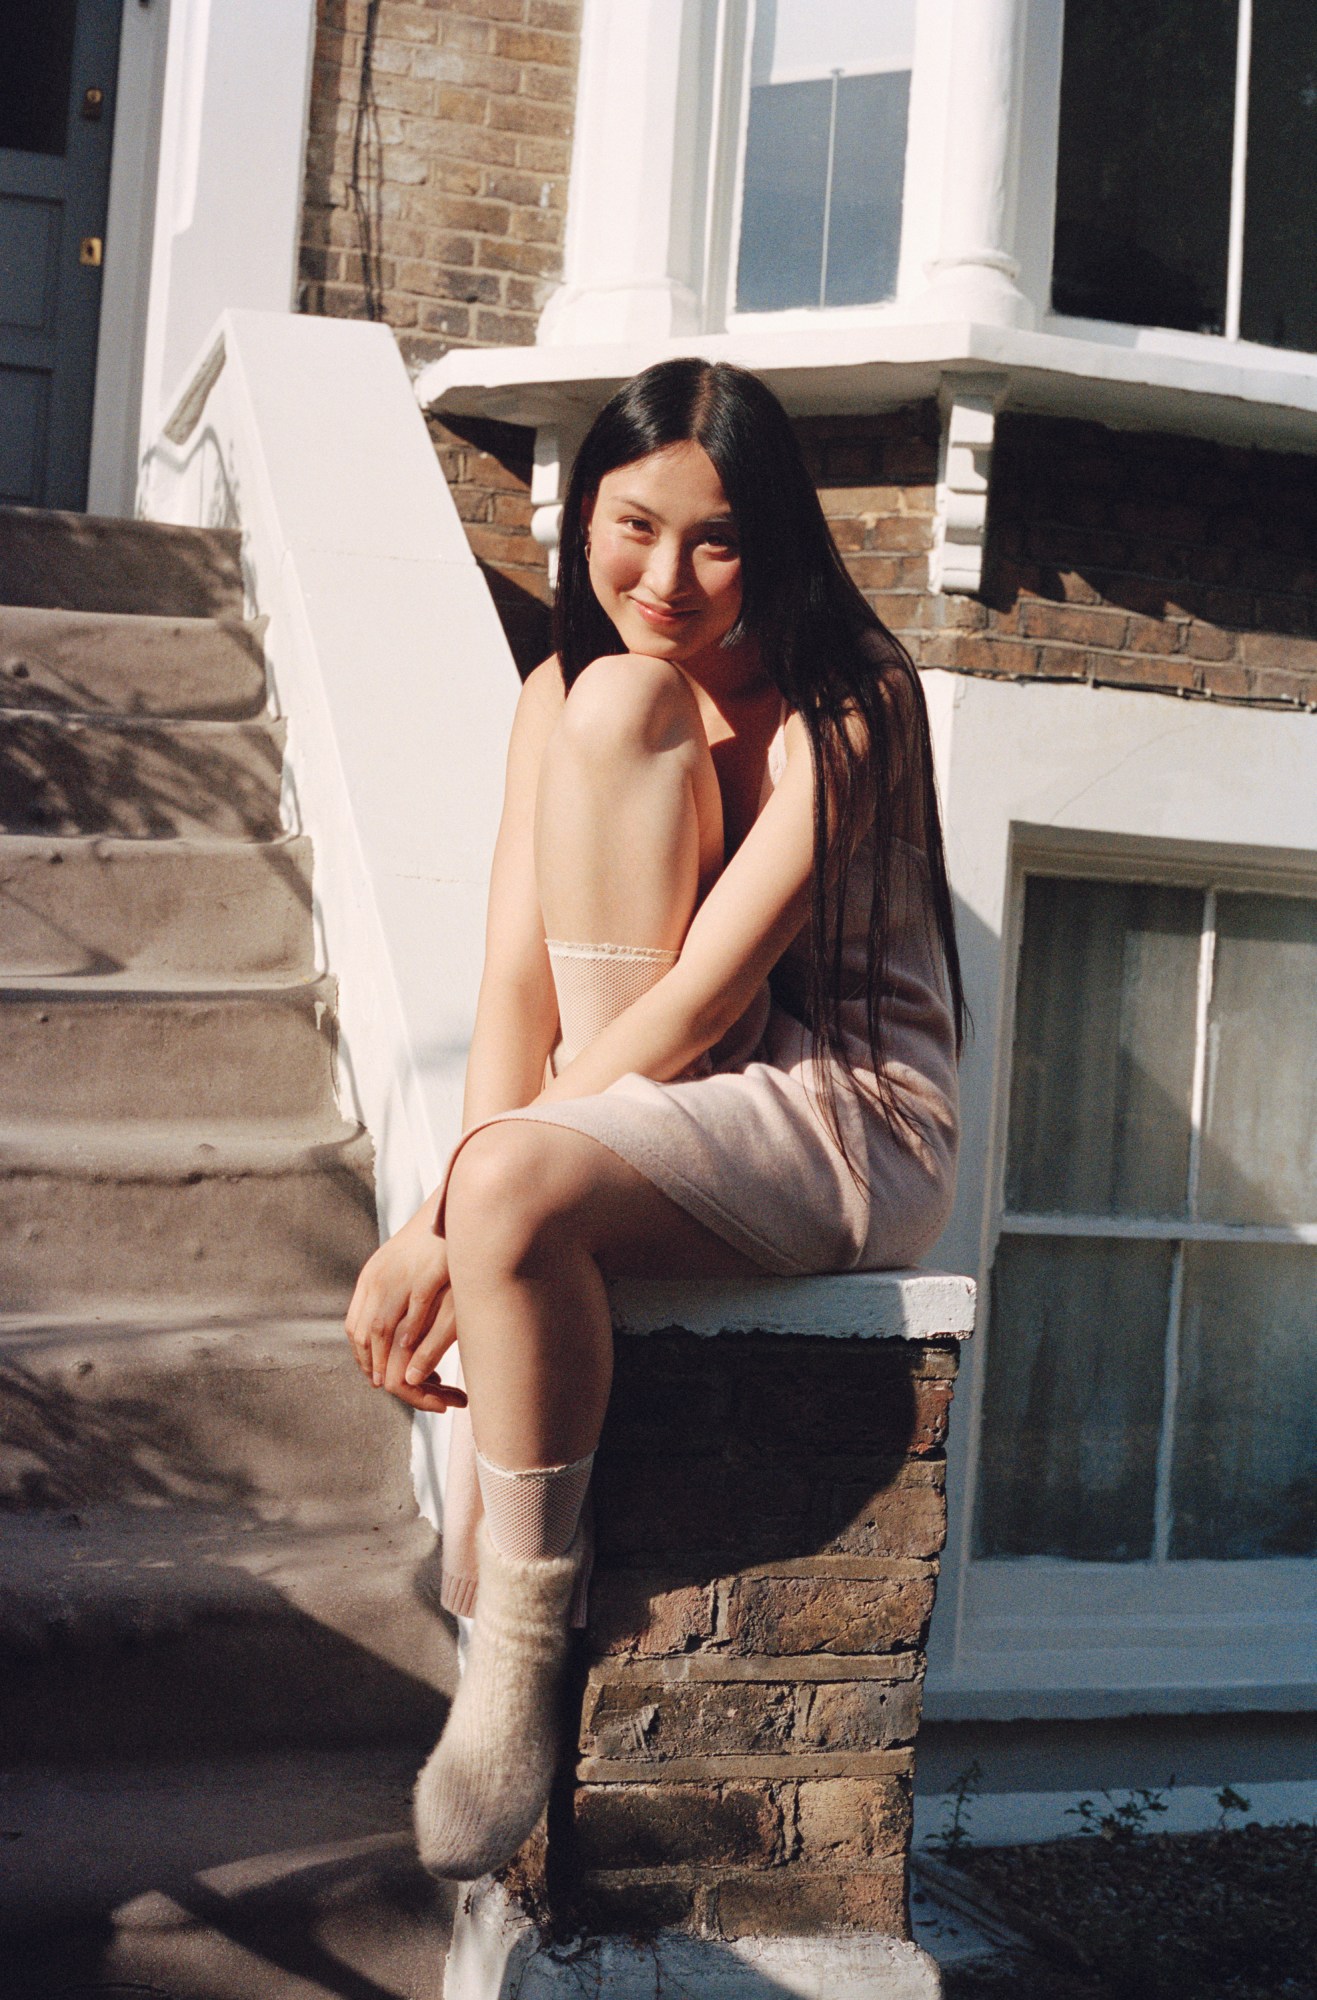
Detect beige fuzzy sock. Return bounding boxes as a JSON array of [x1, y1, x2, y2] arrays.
[[546, 938, 678, 1072], [413, 1521, 583, 1880]]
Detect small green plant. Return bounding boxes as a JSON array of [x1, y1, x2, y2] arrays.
[[931, 1758, 982, 1855], [1215, 1784, 1252, 1830], [1066, 1778, 1175, 1842]]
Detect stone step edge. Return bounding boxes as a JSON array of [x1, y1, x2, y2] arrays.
[[0, 1308, 359, 1347], [0, 603, 265, 639], [0, 706, 284, 737], [0, 829, 310, 862], [0, 1121, 370, 1175], [0, 970, 334, 1000]]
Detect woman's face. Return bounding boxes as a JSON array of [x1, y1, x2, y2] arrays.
[[585, 442, 745, 671]]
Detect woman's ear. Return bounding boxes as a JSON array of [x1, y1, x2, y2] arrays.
[[581, 497, 595, 561]]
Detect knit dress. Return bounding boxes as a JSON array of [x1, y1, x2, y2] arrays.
[[436, 707, 959, 1618]]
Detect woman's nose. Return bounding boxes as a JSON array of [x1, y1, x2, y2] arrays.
[[644, 535, 687, 600]]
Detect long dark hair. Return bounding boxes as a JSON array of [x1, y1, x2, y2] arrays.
[[553, 358, 965, 1165]]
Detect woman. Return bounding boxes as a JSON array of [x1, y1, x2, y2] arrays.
[[345, 358, 964, 1881]]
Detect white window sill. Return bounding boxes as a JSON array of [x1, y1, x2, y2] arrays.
[[415, 316, 1317, 456]]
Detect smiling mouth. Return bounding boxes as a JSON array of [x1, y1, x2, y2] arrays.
[[631, 598, 697, 625]]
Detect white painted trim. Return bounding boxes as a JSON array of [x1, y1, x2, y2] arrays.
[[610, 1269, 976, 1340], [1225, 0, 1254, 343], [87, 0, 172, 518], [416, 315, 1317, 457], [445, 1878, 940, 2000]]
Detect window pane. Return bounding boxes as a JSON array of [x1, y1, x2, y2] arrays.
[[737, 78, 831, 312], [1172, 1243, 1317, 1558], [976, 1236, 1172, 1560], [0, 0, 79, 156], [736, 0, 915, 315], [1198, 894, 1317, 1225], [1052, 0, 1236, 333], [1241, 0, 1317, 353], [824, 71, 909, 307], [1006, 877, 1201, 1218]]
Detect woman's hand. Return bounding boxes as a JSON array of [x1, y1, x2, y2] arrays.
[[344, 1204, 467, 1415]]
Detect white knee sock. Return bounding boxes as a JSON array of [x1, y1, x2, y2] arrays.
[[546, 938, 677, 1072], [475, 1447, 593, 1561]]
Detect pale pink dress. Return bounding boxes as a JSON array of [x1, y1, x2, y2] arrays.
[[436, 707, 959, 1618]]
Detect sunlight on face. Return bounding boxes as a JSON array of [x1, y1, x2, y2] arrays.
[[586, 442, 745, 672]]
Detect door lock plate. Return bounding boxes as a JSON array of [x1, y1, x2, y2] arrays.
[[79, 236, 103, 267]]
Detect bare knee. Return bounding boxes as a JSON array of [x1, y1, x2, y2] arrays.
[[556, 653, 701, 763], [445, 1122, 578, 1279]]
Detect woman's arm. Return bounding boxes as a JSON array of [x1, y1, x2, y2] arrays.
[[538, 710, 824, 1102], [461, 657, 565, 1124]]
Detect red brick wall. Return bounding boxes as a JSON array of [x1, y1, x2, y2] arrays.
[[805, 407, 1317, 711], [299, 0, 580, 672], [300, 0, 580, 368], [529, 1329, 960, 1942]]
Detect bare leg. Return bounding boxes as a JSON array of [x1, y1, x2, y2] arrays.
[[414, 657, 760, 1879], [447, 651, 751, 1471]]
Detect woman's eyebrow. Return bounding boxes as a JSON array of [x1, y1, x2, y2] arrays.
[[610, 496, 737, 527]]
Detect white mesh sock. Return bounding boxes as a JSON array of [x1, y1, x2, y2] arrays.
[[546, 938, 678, 1072], [475, 1447, 594, 1562]]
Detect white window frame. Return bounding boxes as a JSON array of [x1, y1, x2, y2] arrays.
[[950, 831, 1317, 1708]]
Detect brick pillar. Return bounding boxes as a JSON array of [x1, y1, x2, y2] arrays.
[[445, 1273, 975, 1998]]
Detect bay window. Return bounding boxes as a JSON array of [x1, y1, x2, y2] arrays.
[[1053, 0, 1317, 351], [978, 871, 1317, 1568]]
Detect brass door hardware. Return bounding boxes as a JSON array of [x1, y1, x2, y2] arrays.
[[79, 236, 103, 267], [82, 87, 105, 120]]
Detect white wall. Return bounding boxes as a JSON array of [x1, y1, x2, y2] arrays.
[[135, 0, 317, 473], [924, 671, 1317, 1716]]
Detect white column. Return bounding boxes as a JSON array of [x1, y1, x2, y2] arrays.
[[537, 0, 705, 345], [920, 0, 1034, 327]]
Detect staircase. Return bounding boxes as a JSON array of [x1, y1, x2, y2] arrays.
[[0, 508, 456, 1997]]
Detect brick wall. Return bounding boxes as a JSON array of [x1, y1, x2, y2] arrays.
[[805, 406, 1317, 711], [299, 0, 580, 672], [514, 1329, 960, 1942]]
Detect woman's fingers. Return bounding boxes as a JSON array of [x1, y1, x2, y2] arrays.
[[403, 1294, 458, 1388]]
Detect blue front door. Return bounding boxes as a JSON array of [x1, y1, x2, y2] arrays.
[[0, 0, 123, 510]]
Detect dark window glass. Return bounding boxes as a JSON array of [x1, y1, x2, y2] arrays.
[[1005, 876, 1201, 1218], [1051, 0, 1236, 333], [0, 1, 79, 157], [1241, 0, 1317, 352], [822, 70, 909, 307], [1172, 1243, 1317, 1558], [976, 1235, 1172, 1560]]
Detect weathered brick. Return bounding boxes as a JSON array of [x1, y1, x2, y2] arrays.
[[793, 1776, 911, 1864], [797, 1676, 922, 1751], [588, 1571, 718, 1658], [822, 1467, 947, 1559], [724, 1574, 937, 1656], [572, 1873, 695, 1935], [714, 1863, 906, 1939], [493, 23, 574, 64], [1240, 629, 1317, 673], [574, 1784, 783, 1871], [1018, 600, 1129, 649]]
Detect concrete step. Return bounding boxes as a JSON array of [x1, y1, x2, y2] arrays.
[[0, 1504, 454, 1766], [0, 833, 315, 977], [0, 1125, 378, 1313], [0, 975, 341, 1124], [0, 710, 285, 838], [0, 506, 244, 618], [0, 605, 268, 718], [0, 1314, 412, 1521], [0, 1750, 454, 1991]]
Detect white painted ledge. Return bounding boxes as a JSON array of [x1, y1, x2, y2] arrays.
[[414, 316, 1317, 456], [445, 1878, 942, 2000], [609, 1269, 976, 1341]]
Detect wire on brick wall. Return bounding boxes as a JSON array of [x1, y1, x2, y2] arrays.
[[349, 0, 386, 323]]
